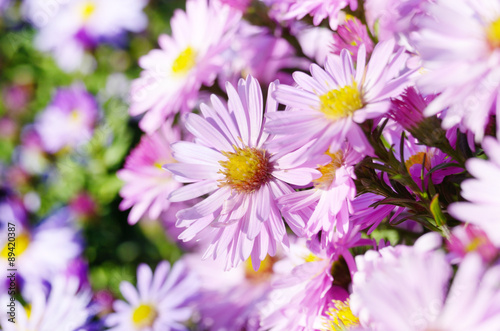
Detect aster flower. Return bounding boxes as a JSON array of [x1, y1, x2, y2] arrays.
[[117, 124, 182, 225], [446, 225, 497, 264], [0, 276, 93, 331], [259, 237, 365, 331], [267, 39, 414, 159], [0, 207, 82, 290], [35, 84, 98, 154], [164, 76, 319, 270], [331, 16, 374, 58], [280, 0, 358, 30], [105, 260, 199, 331], [185, 252, 278, 330], [129, 0, 240, 133], [448, 136, 500, 247], [350, 233, 500, 330], [32, 0, 148, 71], [414, 0, 500, 142], [277, 143, 363, 248]]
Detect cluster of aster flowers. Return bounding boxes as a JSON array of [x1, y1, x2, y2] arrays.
[[2, 0, 500, 330]]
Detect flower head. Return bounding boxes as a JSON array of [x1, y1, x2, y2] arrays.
[[164, 76, 318, 269], [266, 39, 413, 159], [105, 260, 199, 331], [129, 0, 240, 133]]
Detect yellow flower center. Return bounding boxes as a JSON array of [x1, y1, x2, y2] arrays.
[[405, 151, 432, 173], [219, 147, 271, 193], [1, 233, 30, 259], [132, 304, 158, 328], [323, 299, 359, 331], [172, 47, 197, 75], [466, 236, 487, 253], [486, 17, 500, 48], [319, 83, 363, 120], [80, 1, 96, 21], [70, 109, 82, 124], [25, 304, 32, 320], [245, 255, 275, 282], [304, 253, 323, 262], [313, 151, 344, 189]]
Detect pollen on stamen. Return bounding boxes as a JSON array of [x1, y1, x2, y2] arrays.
[[172, 47, 197, 75], [219, 146, 272, 194], [319, 83, 363, 120], [313, 150, 344, 189], [322, 299, 359, 331], [486, 17, 500, 49], [132, 304, 158, 329], [405, 151, 432, 173]]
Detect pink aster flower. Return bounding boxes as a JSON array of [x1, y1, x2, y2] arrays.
[[446, 225, 497, 264], [267, 39, 414, 159], [414, 0, 500, 142], [331, 16, 374, 58], [448, 136, 500, 247], [259, 238, 364, 331], [0, 276, 93, 331], [105, 260, 199, 331], [351, 233, 500, 330], [164, 76, 319, 270], [33, 0, 148, 72], [129, 0, 240, 133], [280, 0, 358, 30], [277, 143, 363, 248], [35, 84, 98, 154], [117, 124, 182, 225]]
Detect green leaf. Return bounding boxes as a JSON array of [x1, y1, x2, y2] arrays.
[[430, 194, 447, 227]]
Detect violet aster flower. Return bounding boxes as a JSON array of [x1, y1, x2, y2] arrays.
[[129, 0, 240, 133], [118, 124, 183, 225], [414, 0, 500, 142], [33, 0, 148, 71], [35, 84, 98, 154], [448, 136, 500, 247], [105, 260, 199, 331], [267, 39, 414, 159], [0, 276, 93, 331], [277, 143, 363, 248], [331, 16, 374, 58], [279, 0, 358, 30], [164, 76, 319, 270], [259, 237, 366, 331], [351, 233, 500, 330]]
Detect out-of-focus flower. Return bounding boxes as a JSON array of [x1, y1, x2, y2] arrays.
[[117, 124, 182, 225], [70, 191, 98, 221], [0, 206, 82, 290], [414, 0, 500, 142], [267, 39, 413, 159], [129, 0, 240, 133], [364, 0, 431, 45], [295, 24, 336, 67], [35, 84, 98, 154], [0, 277, 93, 331], [448, 136, 500, 247], [105, 260, 199, 331], [3, 85, 31, 114], [33, 0, 148, 71], [446, 225, 497, 264], [259, 239, 356, 331], [164, 76, 320, 270], [351, 233, 500, 330], [278, 143, 363, 248], [186, 251, 277, 330], [275, 0, 358, 30], [331, 16, 374, 58]]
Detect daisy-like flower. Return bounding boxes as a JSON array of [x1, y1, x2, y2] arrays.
[[448, 136, 500, 247], [414, 0, 500, 142], [279, 0, 358, 30], [267, 39, 414, 159], [331, 16, 374, 58], [278, 143, 363, 248], [129, 0, 240, 133], [446, 225, 497, 264], [33, 0, 148, 71], [164, 76, 319, 270], [0, 276, 93, 331], [350, 233, 500, 330], [35, 84, 98, 154], [117, 124, 182, 225], [0, 207, 82, 289], [259, 236, 366, 331], [105, 260, 199, 331]]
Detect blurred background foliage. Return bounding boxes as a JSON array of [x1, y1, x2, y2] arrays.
[[0, 0, 186, 296]]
